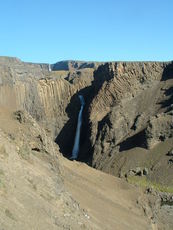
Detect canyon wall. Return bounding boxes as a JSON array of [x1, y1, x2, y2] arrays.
[[0, 57, 95, 141], [86, 61, 173, 184]]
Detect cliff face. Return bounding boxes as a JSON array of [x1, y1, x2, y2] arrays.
[[89, 62, 166, 150], [87, 61, 173, 183], [0, 57, 95, 140]]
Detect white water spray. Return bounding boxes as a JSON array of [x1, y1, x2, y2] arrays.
[[71, 95, 85, 159], [48, 64, 51, 72]]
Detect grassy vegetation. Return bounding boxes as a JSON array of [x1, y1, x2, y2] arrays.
[[0, 178, 6, 191], [0, 145, 8, 158], [0, 169, 5, 190], [18, 146, 31, 160], [5, 209, 16, 221], [0, 169, 4, 176], [128, 176, 173, 193]]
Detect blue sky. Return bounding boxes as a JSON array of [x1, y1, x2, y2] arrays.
[[0, 0, 172, 63]]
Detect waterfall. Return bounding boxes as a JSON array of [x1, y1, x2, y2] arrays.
[[48, 64, 51, 72], [71, 95, 85, 159]]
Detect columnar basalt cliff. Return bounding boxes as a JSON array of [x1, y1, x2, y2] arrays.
[[87, 61, 173, 184], [0, 57, 95, 138]]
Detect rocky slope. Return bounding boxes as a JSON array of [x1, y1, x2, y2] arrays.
[[0, 106, 160, 230], [0, 108, 96, 230]]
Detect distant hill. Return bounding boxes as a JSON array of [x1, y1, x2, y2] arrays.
[[51, 60, 103, 71]]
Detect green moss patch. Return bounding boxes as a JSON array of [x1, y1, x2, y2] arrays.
[[128, 176, 173, 193]]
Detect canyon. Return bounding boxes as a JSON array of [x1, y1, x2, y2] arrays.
[[0, 56, 173, 229]]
